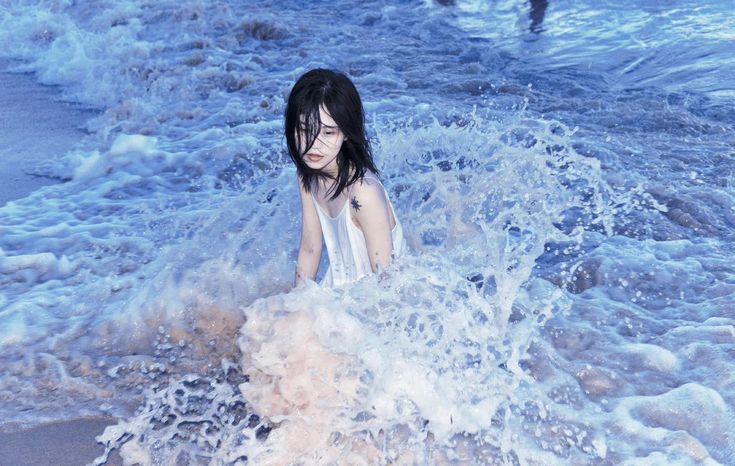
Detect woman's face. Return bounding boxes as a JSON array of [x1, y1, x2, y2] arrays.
[[298, 106, 345, 176]]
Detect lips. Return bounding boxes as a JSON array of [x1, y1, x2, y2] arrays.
[[305, 153, 323, 162]]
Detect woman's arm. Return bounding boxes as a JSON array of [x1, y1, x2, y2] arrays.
[[350, 178, 396, 272], [295, 176, 323, 286]]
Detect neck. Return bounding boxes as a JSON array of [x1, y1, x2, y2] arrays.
[[322, 158, 339, 178], [316, 165, 354, 198]]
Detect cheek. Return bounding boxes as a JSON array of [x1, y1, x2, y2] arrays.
[[294, 132, 310, 154], [329, 135, 345, 152]]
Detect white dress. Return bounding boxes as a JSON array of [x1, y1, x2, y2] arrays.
[[312, 176, 405, 287]]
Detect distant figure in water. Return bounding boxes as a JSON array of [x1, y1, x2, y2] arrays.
[[529, 0, 549, 33], [286, 68, 405, 287]]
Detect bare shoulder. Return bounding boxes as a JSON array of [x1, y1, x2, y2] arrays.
[[357, 172, 382, 188], [350, 174, 387, 209], [348, 176, 387, 217]]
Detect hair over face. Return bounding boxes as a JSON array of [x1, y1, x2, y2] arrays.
[[285, 68, 378, 199]]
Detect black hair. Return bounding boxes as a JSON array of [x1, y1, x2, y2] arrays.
[[285, 68, 378, 200]]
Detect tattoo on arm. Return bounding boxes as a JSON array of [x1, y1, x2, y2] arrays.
[[351, 196, 362, 211]]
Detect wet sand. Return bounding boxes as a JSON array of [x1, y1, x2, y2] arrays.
[[0, 58, 96, 206], [0, 418, 123, 466]]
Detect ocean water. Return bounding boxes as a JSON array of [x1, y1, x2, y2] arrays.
[[0, 0, 733, 464]]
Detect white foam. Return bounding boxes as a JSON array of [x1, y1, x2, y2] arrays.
[[0, 251, 72, 279], [621, 343, 679, 373], [613, 383, 735, 464]]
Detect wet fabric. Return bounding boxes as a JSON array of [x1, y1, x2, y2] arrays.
[[312, 175, 405, 287]]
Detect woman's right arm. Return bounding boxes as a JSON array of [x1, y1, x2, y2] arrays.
[[295, 177, 323, 286]]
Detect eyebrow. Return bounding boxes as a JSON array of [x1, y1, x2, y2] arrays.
[[298, 123, 338, 129]]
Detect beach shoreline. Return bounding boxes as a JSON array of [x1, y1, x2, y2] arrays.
[[1, 0, 734, 463], [0, 417, 123, 466], [0, 58, 96, 206], [0, 63, 119, 465]]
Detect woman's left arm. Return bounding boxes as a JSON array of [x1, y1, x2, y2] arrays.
[[350, 179, 395, 272]]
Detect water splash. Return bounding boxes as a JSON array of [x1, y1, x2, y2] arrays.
[[92, 108, 637, 464]]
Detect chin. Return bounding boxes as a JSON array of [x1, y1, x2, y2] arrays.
[[303, 156, 336, 172], [303, 161, 325, 171]]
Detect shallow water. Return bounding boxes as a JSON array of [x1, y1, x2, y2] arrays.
[[0, 0, 733, 464]]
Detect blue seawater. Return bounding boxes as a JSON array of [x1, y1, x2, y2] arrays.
[[0, 0, 733, 464]]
